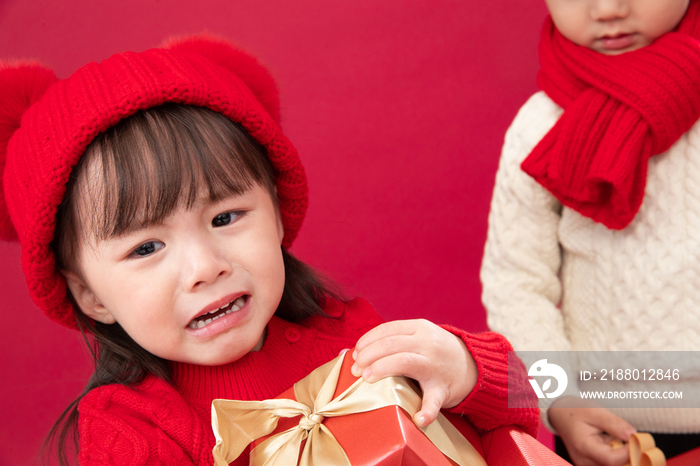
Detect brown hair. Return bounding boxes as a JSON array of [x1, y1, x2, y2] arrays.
[[45, 104, 339, 465]]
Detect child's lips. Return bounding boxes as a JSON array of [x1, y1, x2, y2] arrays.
[[598, 33, 637, 51], [185, 294, 252, 338], [187, 294, 248, 329]]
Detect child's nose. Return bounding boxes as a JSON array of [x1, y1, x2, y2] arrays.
[[182, 240, 232, 290], [591, 0, 630, 21]]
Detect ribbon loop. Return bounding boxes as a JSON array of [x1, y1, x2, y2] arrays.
[[610, 432, 666, 466]]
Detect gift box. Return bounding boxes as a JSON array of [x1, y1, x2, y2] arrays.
[[211, 350, 570, 466], [481, 427, 573, 466], [667, 446, 700, 466]]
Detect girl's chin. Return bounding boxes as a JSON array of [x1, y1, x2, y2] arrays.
[[252, 328, 266, 352], [177, 342, 261, 366], [178, 327, 266, 366]]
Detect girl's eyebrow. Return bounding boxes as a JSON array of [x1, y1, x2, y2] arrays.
[[105, 220, 160, 240], [207, 184, 253, 203], [107, 190, 255, 239]]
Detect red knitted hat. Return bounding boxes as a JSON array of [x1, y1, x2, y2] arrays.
[[0, 35, 308, 329]]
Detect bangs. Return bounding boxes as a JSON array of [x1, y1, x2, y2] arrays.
[[72, 104, 276, 243]]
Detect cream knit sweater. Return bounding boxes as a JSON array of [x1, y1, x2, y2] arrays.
[[481, 92, 700, 434]]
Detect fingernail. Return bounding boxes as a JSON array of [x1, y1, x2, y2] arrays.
[[415, 414, 425, 427], [351, 364, 360, 377], [352, 349, 358, 361], [362, 368, 372, 380]]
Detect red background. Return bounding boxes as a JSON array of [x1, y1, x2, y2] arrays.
[[0, 1, 548, 464]]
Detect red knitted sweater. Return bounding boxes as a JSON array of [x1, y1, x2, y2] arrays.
[[76, 297, 538, 465]]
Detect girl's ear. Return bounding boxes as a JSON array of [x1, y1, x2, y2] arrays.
[[63, 272, 117, 324], [274, 187, 284, 244], [277, 214, 284, 244]]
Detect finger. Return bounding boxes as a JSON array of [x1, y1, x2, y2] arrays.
[[414, 386, 448, 428], [584, 435, 630, 466], [587, 409, 636, 443], [354, 320, 424, 354], [355, 351, 431, 383], [352, 334, 422, 374]]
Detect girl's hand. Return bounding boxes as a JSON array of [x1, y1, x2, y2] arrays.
[[351, 319, 478, 428], [548, 397, 636, 466]]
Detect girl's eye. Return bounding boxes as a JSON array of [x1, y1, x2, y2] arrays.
[[212, 211, 241, 227], [131, 241, 164, 258]]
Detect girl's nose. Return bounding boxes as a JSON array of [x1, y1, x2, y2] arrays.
[[591, 0, 630, 21], [182, 240, 232, 290]]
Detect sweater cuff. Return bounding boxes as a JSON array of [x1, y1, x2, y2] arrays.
[[441, 327, 540, 437]]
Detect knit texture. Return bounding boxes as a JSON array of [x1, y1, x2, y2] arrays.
[[521, 1, 700, 229], [482, 92, 700, 433], [77, 298, 539, 465], [0, 62, 57, 240], [0, 36, 308, 329]]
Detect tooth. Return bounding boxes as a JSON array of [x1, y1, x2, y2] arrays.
[[197, 320, 206, 329]]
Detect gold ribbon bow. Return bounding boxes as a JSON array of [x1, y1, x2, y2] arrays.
[[211, 352, 486, 466], [610, 433, 666, 466]]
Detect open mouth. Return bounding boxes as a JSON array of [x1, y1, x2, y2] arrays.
[[187, 295, 247, 329]]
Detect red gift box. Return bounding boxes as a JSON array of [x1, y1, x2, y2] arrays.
[[482, 427, 572, 466], [257, 351, 485, 465], [212, 350, 571, 466], [667, 446, 700, 466]]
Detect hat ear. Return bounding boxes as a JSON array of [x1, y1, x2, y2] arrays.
[[0, 62, 58, 241], [162, 34, 281, 125]]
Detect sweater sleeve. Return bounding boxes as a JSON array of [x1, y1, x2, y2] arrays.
[[77, 379, 204, 465], [480, 92, 572, 353], [442, 327, 540, 437]]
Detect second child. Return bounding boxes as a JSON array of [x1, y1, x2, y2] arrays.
[[482, 1, 700, 465]]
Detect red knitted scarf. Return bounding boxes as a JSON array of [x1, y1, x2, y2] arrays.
[[521, 1, 700, 229]]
